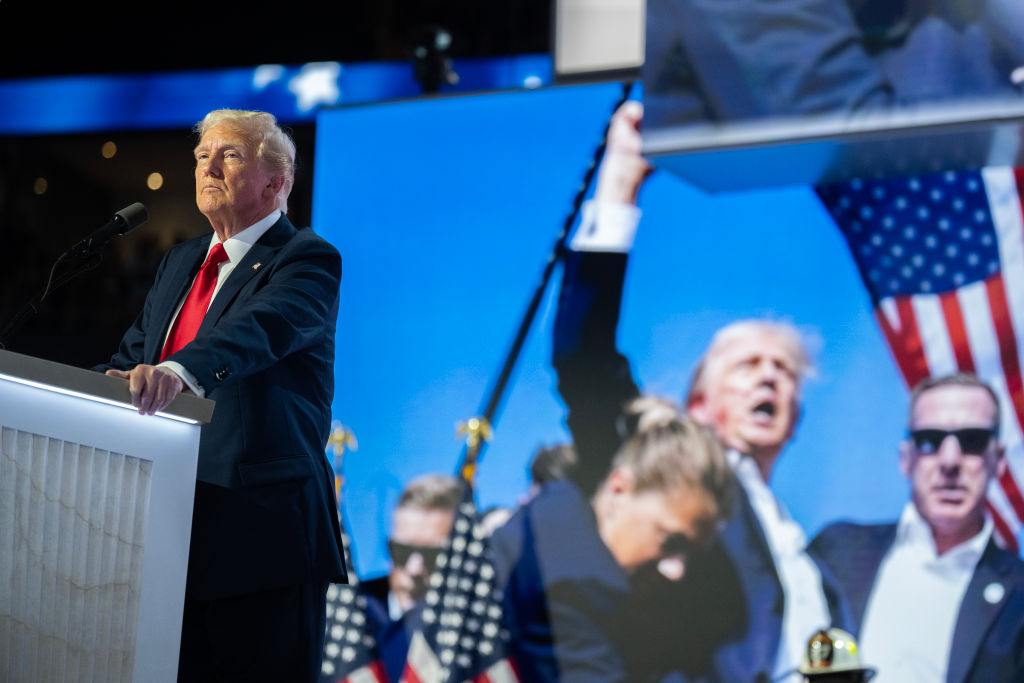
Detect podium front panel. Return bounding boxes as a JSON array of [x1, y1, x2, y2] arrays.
[[0, 371, 201, 683]]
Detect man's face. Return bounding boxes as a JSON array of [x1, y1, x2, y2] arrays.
[[194, 122, 278, 229], [597, 468, 719, 580], [690, 330, 801, 458], [901, 384, 1004, 540], [388, 505, 455, 611]]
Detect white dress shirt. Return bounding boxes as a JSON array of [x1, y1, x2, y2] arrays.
[[860, 503, 991, 683], [159, 209, 281, 396], [729, 451, 832, 681]]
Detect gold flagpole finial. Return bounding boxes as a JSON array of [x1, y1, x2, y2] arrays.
[[326, 421, 358, 498], [327, 420, 358, 458], [455, 416, 493, 483]]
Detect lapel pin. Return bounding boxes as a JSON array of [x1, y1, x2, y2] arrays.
[[983, 582, 1005, 605], [252, 262, 262, 271]]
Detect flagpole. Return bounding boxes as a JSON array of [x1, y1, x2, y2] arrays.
[[455, 80, 636, 484]]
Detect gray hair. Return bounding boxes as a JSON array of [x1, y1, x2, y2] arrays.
[[195, 109, 296, 212], [686, 319, 813, 407], [908, 372, 1001, 433]]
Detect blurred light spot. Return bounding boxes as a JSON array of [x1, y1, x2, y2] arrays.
[[33, 177, 48, 195], [101, 141, 117, 158], [523, 75, 542, 89], [147, 172, 164, 190], [253, 64, 285, 90], [289, 62, 342, 112]]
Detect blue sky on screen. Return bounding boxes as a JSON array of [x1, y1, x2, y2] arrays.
[[314, 82, 911, 579]]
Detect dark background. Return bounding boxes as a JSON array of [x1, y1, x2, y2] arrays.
[[0, 0, 550, 366]]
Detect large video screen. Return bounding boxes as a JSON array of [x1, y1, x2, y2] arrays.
[[313, 81, 1024, 682], [313, 83, 915, 577], [643, 0, 1024, 189]]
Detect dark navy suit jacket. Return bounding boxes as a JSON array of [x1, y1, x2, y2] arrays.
[[553, 249, 850, 682], [809, 521, 1024, 683], [96, 214, 347, 599], [490, 480, 636, 682]]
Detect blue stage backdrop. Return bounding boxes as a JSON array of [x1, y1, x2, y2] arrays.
[[313, 82, 909, 580]]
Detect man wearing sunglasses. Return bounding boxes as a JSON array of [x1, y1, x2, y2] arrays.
[[356, 474, 461, 681], [810, 373, 1024, 682]]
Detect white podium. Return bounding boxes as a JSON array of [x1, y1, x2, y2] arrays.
[[0, 349, 214, 683]]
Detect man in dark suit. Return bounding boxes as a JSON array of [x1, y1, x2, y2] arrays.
[[351, 474, 461, 682], [810, 373, 1024, 682], [554, 101, 849, 681], [491, 402, 734, 682], [96, 109, 346, 682]]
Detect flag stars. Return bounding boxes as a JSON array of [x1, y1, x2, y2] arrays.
[[825, 169, 999, 299]]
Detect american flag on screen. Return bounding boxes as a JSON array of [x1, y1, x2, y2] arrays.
[[817, 167, 1024, 552], [320, 534, 388, 683], [400, 482, 519, 683]]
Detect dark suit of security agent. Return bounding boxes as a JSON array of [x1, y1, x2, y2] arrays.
[[809, 375, 1024, 683], [96, 110, 346, 682]]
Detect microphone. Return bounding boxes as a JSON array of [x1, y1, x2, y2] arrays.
[[70, 202, 149, 254]]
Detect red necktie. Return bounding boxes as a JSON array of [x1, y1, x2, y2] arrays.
[[160, 242, 229, 361]]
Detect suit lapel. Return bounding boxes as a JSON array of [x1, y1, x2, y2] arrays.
[[849, 525, 897, 631], [947, 540, 1013, 683], [145, 237, 207, 364], [199, 215, 296, 333]]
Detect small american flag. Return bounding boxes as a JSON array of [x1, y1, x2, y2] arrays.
[[817, 167, 1024, 552], [400, 481, 519, 683], [320, 537, 388, 683]]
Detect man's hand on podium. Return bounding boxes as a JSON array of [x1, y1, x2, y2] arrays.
[[106, 365, 184, 415]]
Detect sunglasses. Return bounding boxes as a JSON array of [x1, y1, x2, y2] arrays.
[[660, 531, 698, 559], [388, 540, 445, 569], [908, 428, 996, 456]]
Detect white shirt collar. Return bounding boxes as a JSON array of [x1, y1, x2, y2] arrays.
[[206, 209, 281, 263], [896, 501, 992, 566]]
